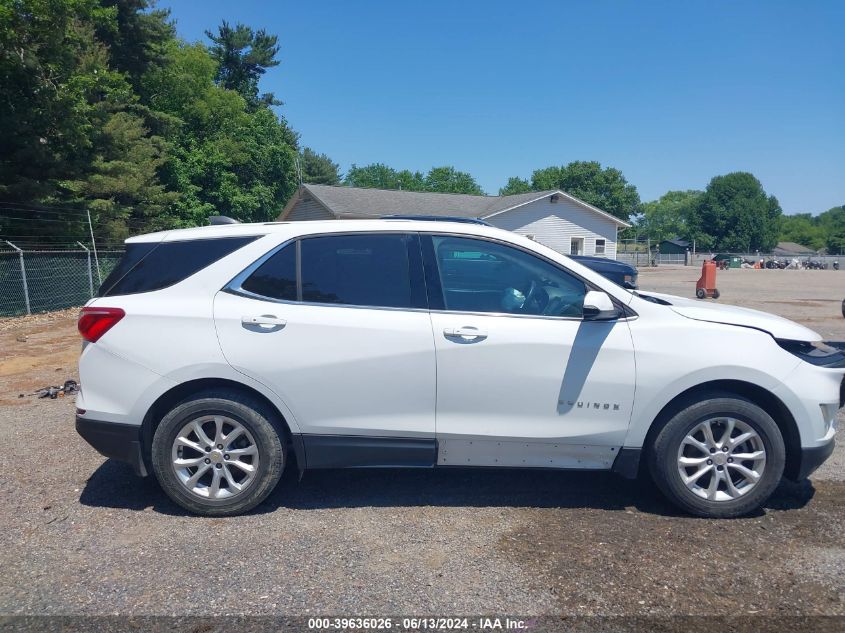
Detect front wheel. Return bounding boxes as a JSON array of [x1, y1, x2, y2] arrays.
[[151, 390, 286, 516], [649, 395, 785, 518]]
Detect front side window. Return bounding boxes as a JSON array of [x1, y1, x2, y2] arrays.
[[430, 236, 586, 317], [595, 239, 606, 255]]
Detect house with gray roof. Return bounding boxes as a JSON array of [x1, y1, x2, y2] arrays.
[[278, 184, 631, 259]]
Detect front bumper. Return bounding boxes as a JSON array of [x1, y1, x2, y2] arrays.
[[75, 416, 147, 476], [793, 437, 836, 481]]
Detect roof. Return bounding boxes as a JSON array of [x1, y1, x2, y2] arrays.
[[279, 183, 630, 227], [773, 241, 815, 254], [123, 218, 632, 300], [661, 237, 689, 248]]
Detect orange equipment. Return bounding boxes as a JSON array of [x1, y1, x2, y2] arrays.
[[695, 260, 720, 299]]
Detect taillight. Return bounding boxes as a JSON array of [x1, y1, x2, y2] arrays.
[[78, 307, 125, 343]]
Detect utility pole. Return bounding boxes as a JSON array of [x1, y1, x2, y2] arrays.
[[5, 240, 30, 314], [87, 209, 101, 285], [78, 241, 94, 297]]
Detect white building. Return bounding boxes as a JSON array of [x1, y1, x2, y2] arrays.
[[278, 184, 630, 258]]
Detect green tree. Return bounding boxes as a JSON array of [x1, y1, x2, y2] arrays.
[[75, 111, 176, 238], [344, 163, 482, 194], [344, 163, 428, 191], [691, 172, 782, 252], [637, 190, 702, 242], [818, 205, 845, 254], [300, 147, 340, 185], [0, 1, 301, 241], [96, 0, 174, 88], [502, 161, 640, 221], [205, 21, 281, 108], [780, 213, 825, 251], [0, 0, 127, 202], [424, 166, 484, 195], [499, 177, 532, 196], [144, 41, 298, 226]]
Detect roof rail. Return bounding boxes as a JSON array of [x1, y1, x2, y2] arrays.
[[381, 215, 490, 226], [208, 215, 240, 225]]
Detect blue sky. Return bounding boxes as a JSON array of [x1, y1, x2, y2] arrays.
[[158, 0, 844, 214]]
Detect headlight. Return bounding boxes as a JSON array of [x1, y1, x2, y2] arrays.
[[777, 339, 845, 368]]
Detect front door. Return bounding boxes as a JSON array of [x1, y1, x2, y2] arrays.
[[423, 234, 636, 469], [214, 233, 436, 449]]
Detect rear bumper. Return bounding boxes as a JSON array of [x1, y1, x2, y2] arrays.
[[75, 416, 147, 476], [792, 437, 836, 481]]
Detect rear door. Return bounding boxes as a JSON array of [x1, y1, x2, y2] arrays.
[[214, 232, 436, 461]]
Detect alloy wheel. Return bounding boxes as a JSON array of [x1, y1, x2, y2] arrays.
[[676, 417, 766, 502], [171, 415, 259, 500]]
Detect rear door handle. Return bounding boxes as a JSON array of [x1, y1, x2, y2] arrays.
[[443, 326, 487, 340], [242, 315, 286, 327]]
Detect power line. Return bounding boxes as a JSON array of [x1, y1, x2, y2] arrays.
[[0, 201, 98, 214]]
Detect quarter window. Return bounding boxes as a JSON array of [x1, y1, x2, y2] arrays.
[[99, 236, 257, 297], [241, 241, 297, 301], [430, 236, 586, 317]]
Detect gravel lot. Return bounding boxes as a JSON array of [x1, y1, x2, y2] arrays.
[[1, 268, 843, 619]]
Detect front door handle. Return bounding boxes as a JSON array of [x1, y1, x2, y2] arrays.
[[443, 326, 487, 340], [242, 315, 286, 327]]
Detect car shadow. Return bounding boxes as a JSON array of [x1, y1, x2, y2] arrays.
[[78, 459, 817, 519]]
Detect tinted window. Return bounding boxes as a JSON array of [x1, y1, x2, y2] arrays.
[[97, 242, 157, 295], [301, 234, 413, 308], [241, 242, 297, 301], [100, 236, 257, 297], [431, 236, 586, 317]]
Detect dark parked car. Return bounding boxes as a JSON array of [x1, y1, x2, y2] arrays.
[[570, 254, 638, 289], [383, 216, 639, 289]]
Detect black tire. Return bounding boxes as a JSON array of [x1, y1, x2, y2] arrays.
[[712, 289, 720, 299], [649, 394, 785, 518], [696, 288, 706, 299], [152, 390, 285, 516]]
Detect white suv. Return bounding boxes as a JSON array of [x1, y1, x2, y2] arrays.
[[75, 219, 844, 517]]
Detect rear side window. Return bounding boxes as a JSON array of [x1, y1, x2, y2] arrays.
[[99, 236, 257, 297], [237, 233, 423, 309], [301, 234, 412, 308]]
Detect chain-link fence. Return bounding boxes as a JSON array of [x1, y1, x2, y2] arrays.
[[0, 247, 124, 317]]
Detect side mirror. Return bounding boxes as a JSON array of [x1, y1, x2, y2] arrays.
[[583, 290, 619, 320]]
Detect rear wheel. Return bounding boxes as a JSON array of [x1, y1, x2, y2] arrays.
[[649, 395, 785, 518], [151, 390, 285, 516]]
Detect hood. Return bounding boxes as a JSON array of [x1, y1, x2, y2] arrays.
[[635, 292, 822, 342]]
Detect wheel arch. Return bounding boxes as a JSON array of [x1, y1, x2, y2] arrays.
[[639, 379, 801, 480], [141, 377, 306, 476]]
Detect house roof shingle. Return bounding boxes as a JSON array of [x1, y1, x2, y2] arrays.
[[280, 184, 630, 227], [773, 241, 815, 254]]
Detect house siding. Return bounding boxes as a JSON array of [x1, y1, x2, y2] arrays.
[[487, 198, 620, 259], [287, 196, 335, 221]]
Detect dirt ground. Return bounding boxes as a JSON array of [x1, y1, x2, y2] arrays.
[[637, 266, 845, 340], [0, 268, 844, 621]]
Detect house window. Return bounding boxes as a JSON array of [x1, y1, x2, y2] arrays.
[[570, 237, 584, 256], [595, 239, 606, 255]]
